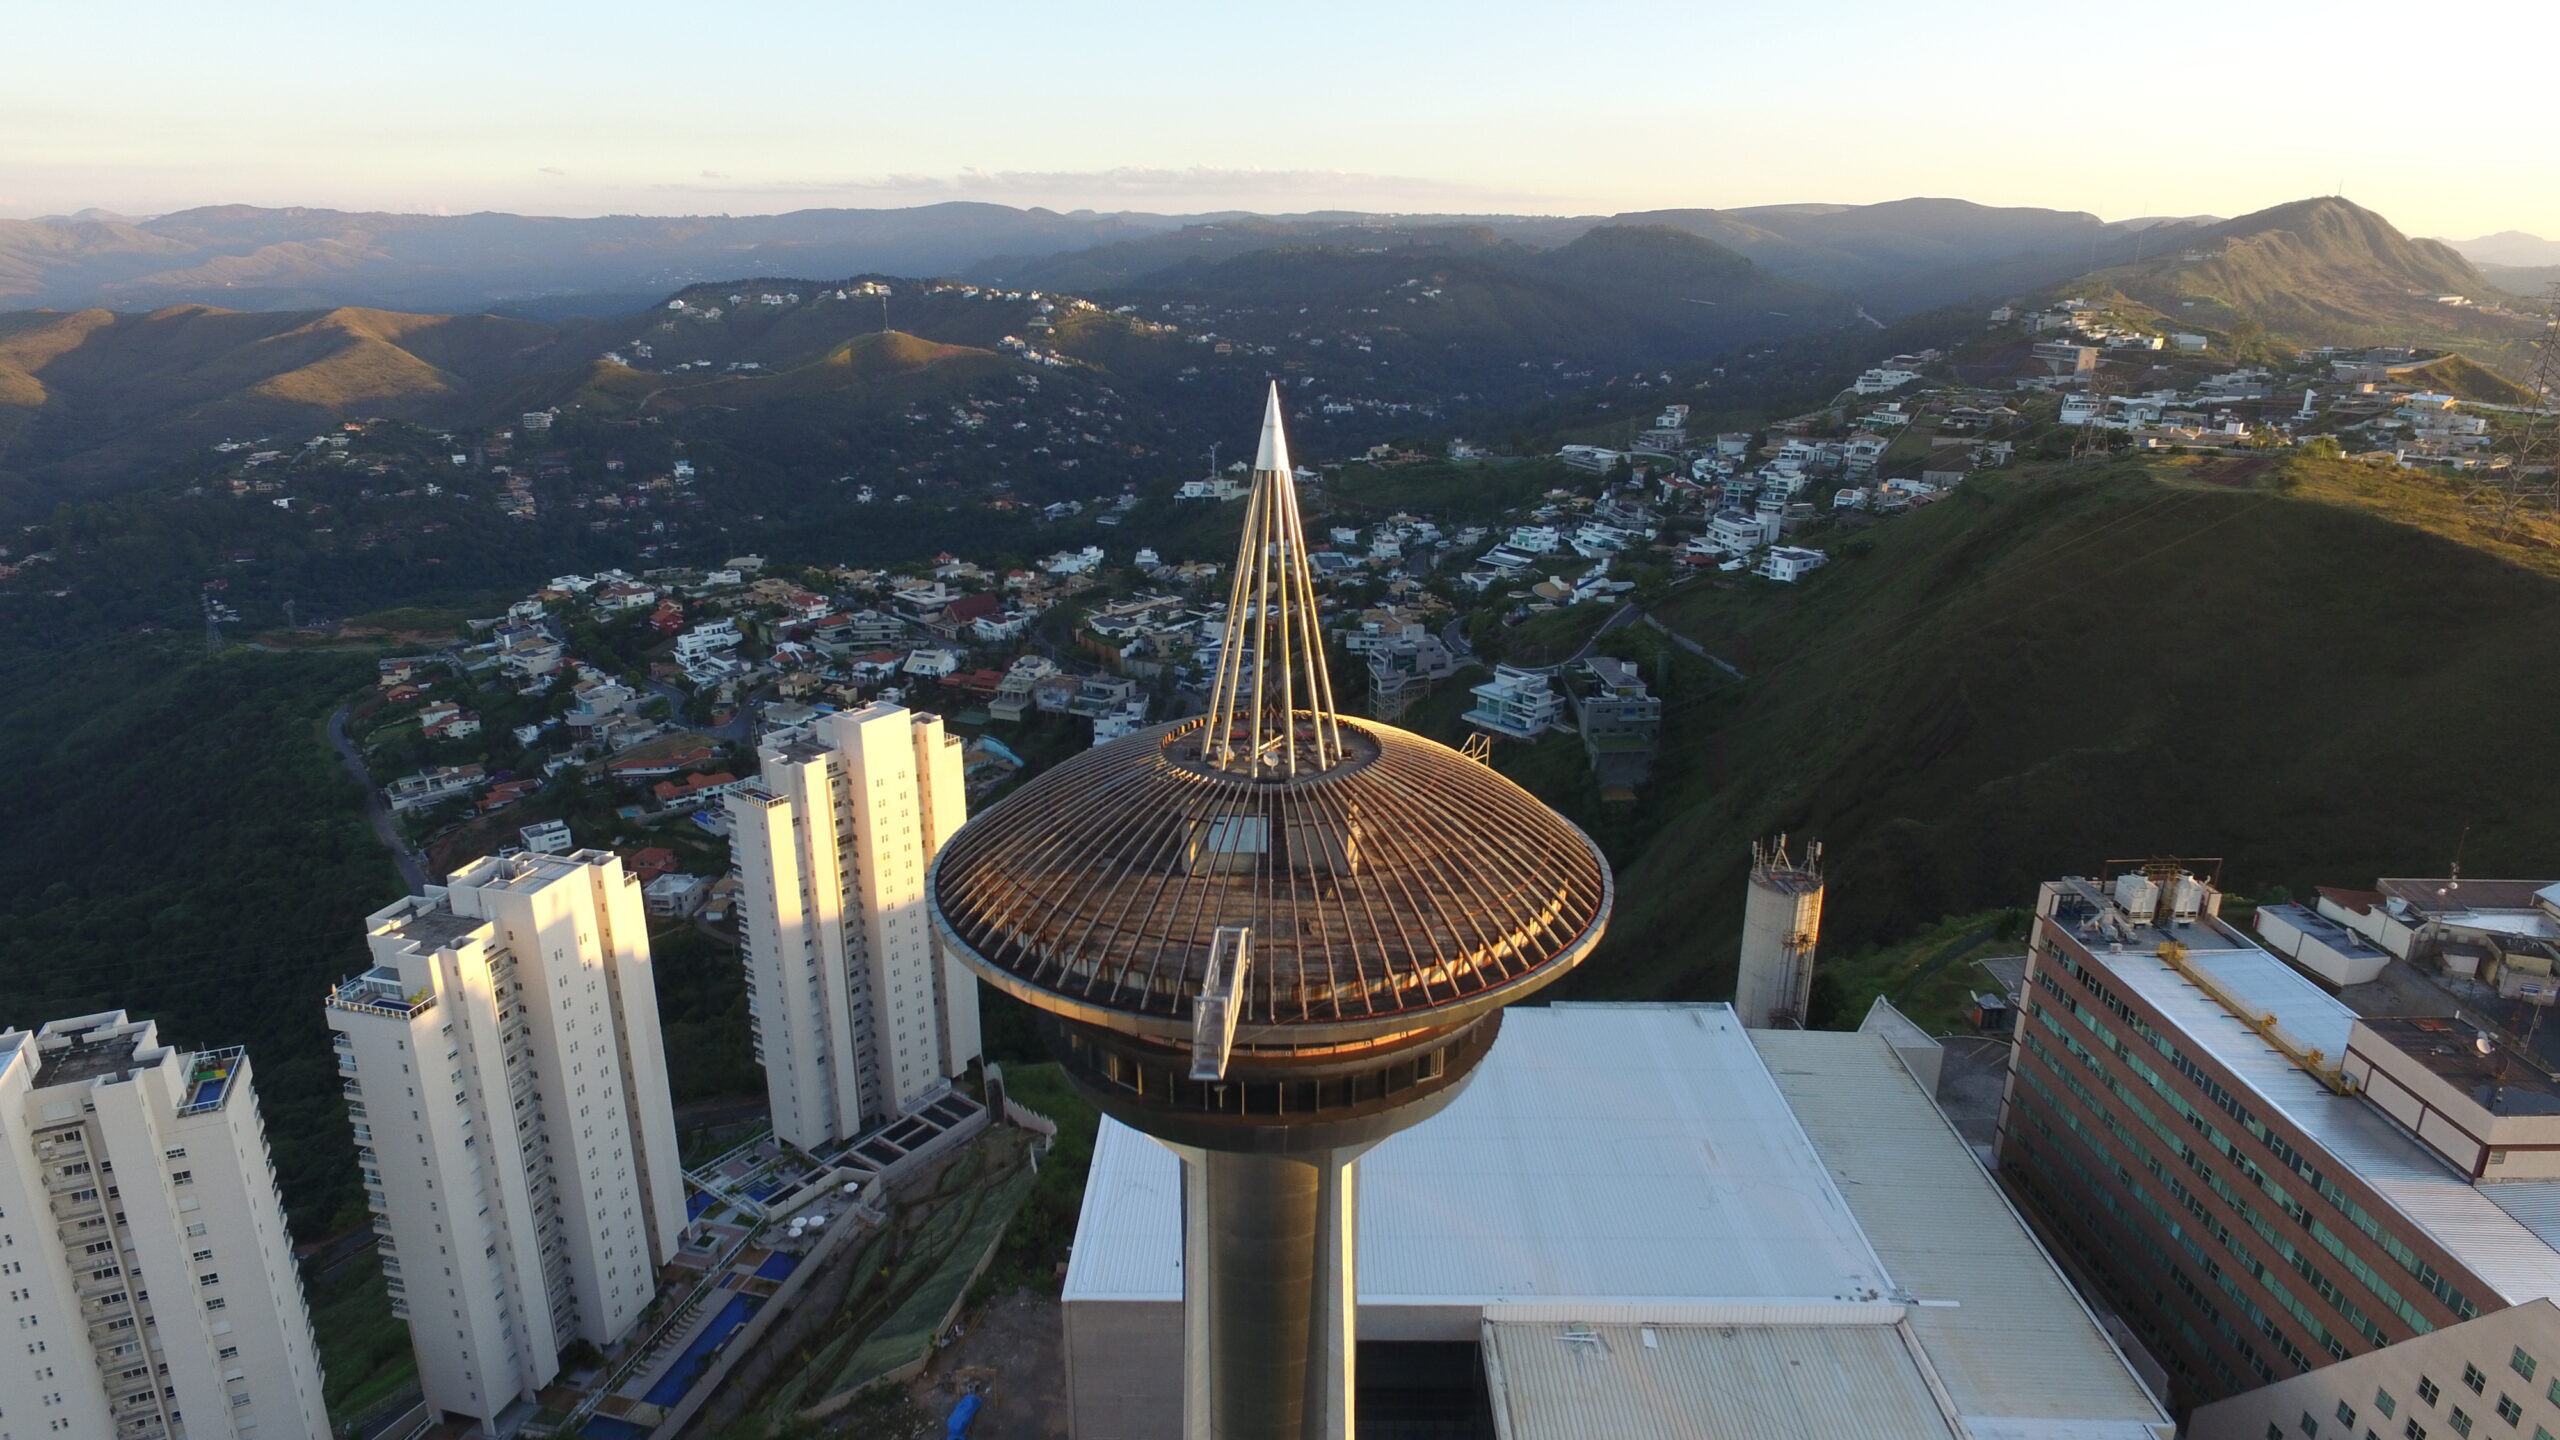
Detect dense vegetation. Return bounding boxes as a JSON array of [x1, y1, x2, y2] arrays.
[[1517, 455, 2560, 1007], [0, 639, 398, 1234]]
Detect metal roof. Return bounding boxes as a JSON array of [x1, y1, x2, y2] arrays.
[[1754, 1030, 2171, 1440], [2079, 936, 2560, 1306], [1481, 1320, 1959, 1440], [1063, 1003, 1894, 1310]]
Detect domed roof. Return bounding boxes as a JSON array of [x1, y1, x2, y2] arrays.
[[930, 712, 1611, 1043]]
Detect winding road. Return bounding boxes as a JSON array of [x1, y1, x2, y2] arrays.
[[327, 704, 431, 894]]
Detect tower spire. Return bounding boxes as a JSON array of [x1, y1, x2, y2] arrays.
[[1200, 383, 1343, 776]]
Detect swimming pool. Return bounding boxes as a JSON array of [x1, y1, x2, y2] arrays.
[[641, 1295, 759, 1407]]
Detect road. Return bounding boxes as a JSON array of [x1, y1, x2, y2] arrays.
[[327, 704, 431, 894], [644, 677, 752, 743]]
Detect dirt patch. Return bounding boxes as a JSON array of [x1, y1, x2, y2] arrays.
[[2196, 457, 2272, 488], [905, 1288, 1068, 1440]]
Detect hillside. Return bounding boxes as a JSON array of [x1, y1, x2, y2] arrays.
[[1540, 456, 2560, 1006], [0, 203, 1197, 316], [2063, 198, 2542, 368], [0, 304, 559, 504]]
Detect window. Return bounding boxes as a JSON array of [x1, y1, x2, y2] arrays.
[[2271, 1427, 2287, 1440], [2421, 1378, 2442, 1406], [217, 1347, 237, 1361], [202, 1298, 224, 1312], [2304, 1413, 2323, 1437], [2447, 1408, 2471, 1438], [2498, 1397, 2522, 1425], [2516, 1349, 2540, 1382], [190, 1249, 212, 1264], [169, 1171, 192, 1186], [2464, 1364, 2487, 1395], [162, 1148, 185, 1161], [2406, 1421, 2427, 1440], [2338, 1402, 2360, 1430]]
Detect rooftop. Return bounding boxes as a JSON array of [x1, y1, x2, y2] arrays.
[[2053, 892, 2560, 1308], [1066, 1005, 1892, 1311], [1069, 1004, 2168, 1439], [2358, 1017, 2560, 1117], [37, 1026, 148, 1088], [385, 901, 486, 952]]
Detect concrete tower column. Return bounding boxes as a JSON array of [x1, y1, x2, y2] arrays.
[[1178, 1146, 1363, 1440]]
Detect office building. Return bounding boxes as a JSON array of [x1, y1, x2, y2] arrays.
[[727, 701, 978, 1152], [328, 851, 685, 1437], [1060, 1003, 2171, 1440], [0, 1011, 328, 1440], [2190, 1297, 2560, 1440], [2001, 866, 2560, 1415]]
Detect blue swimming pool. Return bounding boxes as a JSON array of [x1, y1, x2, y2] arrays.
[[642, 1295, 759, 1407], [580, 1418, 651, 1440], [754, 1251, 797, 1281], [685, 1190, 715, 1219]]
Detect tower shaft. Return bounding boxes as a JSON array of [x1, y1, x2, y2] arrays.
[[1181, 1147, 1357, 1440]]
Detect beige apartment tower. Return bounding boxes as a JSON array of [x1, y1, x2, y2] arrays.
[[1734, 835, 1824, 1027], [0, 1011, 329, 1440], [728, 701, 980, 1152], [327, 851, 685, 1437]]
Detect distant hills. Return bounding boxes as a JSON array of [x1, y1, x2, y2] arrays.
[[1, 196, 2229, 324], [2044, 198, 2544, 366], [2447, 230, 2560, 267], [2, 194, 2547, 517]]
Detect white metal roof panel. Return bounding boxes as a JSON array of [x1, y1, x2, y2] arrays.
[[1753, 1029, 2171, 1440], [1482, 1319, 1959, 1440], [1063, 1003, 1895, 1309]]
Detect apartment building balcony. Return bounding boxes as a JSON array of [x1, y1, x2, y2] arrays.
[[325, 968, 439, 1022]]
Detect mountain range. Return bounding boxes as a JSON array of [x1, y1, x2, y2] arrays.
[[0, 196, 2220, 322], [0, 195, 2543, 519]]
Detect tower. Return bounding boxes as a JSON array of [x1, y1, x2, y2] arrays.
[[0, 1012, 329, 1440], [328, 850, 686, 1436], [930, 385, 1611, 1440], [727, 701, 978, 1151], [1736, 835, 1824, 1027]]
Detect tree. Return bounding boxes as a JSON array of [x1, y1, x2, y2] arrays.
[[2491, 284, 2560, 543]]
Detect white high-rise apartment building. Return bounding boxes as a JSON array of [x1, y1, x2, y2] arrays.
[[327, 851, 684, 1437], [0, 1011, 327, 1440], [728, 701, 980, 1152]]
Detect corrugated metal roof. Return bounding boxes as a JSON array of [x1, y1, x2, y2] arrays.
[[1061, 1003, 1897, 1309], [2082, 939, 2560, 1306], [1059, 1119, 1184, 1302], [1482, 1319, 1959, 1440], [1754, 1030, 2172, 1440]]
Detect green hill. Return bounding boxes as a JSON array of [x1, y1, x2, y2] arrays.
[[2065, 197, 2542, 371], [1528, 455, 2560, 1006]]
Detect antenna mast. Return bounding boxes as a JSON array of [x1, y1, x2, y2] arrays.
[[1198, 384, 1344, 777]]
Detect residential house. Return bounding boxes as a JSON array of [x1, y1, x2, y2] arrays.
[[1464, 666, 1561, 742], [1756, 546, 1828, 583]]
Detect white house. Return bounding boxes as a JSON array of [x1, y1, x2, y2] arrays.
[[1756, 546, 1828, 583]]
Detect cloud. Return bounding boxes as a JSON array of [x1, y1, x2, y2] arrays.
[[537, 166, 567, 176]]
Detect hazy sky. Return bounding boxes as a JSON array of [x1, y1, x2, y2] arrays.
[[5, 0, 2550, 239]]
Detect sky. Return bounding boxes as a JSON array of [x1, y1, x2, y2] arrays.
[[4, 0, 2552, 240]]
